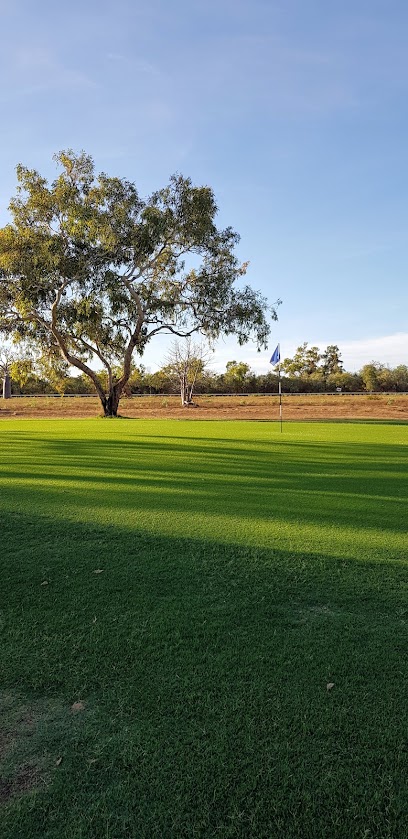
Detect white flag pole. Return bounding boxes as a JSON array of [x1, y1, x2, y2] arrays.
[[278, 344, 282, 432]]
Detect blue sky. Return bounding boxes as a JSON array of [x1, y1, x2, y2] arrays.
[[1, 0, 407, 372]]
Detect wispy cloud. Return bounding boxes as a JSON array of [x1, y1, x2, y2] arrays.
[[2, 46, 97, 99], [338, 333, 408, 371], [106, 53, 161, 78]]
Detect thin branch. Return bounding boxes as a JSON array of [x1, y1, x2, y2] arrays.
[[52, 329, 107, 402], [121, 239, 193, 285], [146, 324, 200, 340], [77, 336, 112, 375], [111, 278, 145, 393], [51, 279, 71, 331]]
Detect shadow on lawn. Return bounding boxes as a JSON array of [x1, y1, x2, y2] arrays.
[[1, 504, 408, 838], [1, 433, 407, 542]]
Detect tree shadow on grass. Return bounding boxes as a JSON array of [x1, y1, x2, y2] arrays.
[[1, 508, 407, 839], [1, 433, 407, 542]]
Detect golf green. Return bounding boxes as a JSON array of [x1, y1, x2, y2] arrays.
[[1, 420, 407, 838]]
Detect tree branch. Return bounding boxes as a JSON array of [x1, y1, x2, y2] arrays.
[[114, 279, 145, 392], [51, 327, 107, 402], [146, 323, 200, 340], [77, 336, 112, 376]]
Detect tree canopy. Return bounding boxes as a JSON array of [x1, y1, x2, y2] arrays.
[[281, 343, 344, 379], [281, 342, 321, 377], [0, 151, 278, 415], [224, 360, 252, 392]]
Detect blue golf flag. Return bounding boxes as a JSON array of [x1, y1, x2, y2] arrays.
[[270, 345, 280, 366]]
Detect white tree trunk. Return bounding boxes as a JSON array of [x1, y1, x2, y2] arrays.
[[2, 373, 11, 399]]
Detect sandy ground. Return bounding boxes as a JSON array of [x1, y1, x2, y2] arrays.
[[1, 394, 407, 421]]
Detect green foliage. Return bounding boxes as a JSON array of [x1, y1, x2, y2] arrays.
[[281, 342, 322, 377], [224, 359, 252, 392], [282, 343, 343, 383], [320, 344, 343, 376], [126, 364, 146, 394], [392, 365, 408, 391], [9, 356, 35, 390], [3, 350, 406, 397], [36, 354, 71, 395], [374, 365, 408, 393], [144, 368, 173, 394], [326, 370, 362, 392], [360, 362, 383, 392]]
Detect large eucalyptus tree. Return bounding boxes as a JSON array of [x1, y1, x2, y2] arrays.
[[0, 151, 278, 415]]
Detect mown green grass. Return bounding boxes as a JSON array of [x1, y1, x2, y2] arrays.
[[0, 420, 407, 838]]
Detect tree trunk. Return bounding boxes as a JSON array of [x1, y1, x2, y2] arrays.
[[100, 384, 122, 417], [180, 375, 190, 406], [181, 379, 196, 407], [2, 373, 11, 399]]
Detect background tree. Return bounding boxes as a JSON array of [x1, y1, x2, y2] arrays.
[[224, 360, 252, 392], [255, 371, 280, 393], [67, 372, 100, 394], [36, 352, 71, 395], [376, 366, 397, 392], [0, 151, 278, 416], [109, 362, 146, 396], [144, 369, 173, 395], [326, 370, 362, 393], [319, 344, 343, 390], [321, 344, 343, 374], [281, 342, 321, 377], [392, 365, 408, 392], [9, 355, 41, 393], [164, 339, 211, 405], [126, 363, 147, 394], [360, 362, 383, 392]]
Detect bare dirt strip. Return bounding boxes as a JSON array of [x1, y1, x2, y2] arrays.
[[1, 394, 407, 421]]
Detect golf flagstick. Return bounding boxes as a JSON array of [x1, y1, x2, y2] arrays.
[[269, 344, 282, 431], [278, 358, 282, 433]]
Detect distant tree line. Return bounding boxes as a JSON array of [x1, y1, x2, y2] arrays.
[[2, 342, 408, 396]]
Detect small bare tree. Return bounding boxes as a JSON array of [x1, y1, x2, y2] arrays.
[[165, 339, 211, 406], [0, 348, 13, 399]]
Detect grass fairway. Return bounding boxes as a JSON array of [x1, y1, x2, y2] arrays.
[[1, 420, 407, 838]]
